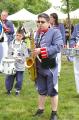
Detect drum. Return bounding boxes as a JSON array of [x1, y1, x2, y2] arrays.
[[1, 58, 16, 75], [62, 48, 76, 56], [75, 48, 79, 56]]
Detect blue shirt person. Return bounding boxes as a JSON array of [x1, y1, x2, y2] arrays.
[[1, 10, 14, 45], [50, 13, 65, 77]]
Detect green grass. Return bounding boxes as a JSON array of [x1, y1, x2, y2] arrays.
[[0, 56, 79, 120], [59, 56, 79, 120]]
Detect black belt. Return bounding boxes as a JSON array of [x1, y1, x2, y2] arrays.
[[41, 57, 57, 69]]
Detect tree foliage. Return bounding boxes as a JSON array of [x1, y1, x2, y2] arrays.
[[23, 0, 51, 14], [61, 0, 79, 13], [0, 0, 20, 14], [0, 0, 51, 14]]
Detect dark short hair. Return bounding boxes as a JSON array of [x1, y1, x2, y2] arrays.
[[50, 13, 58, 20], [50, 13, 58, 25], [16, 29, 24, 36], [38, 13, 50, 22]]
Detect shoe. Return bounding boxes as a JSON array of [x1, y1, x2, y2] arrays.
[[33, 109, 44, 116], [50, 112, 57, 120], [6, 90, 11, 95], [67, 56, 73, 62], [15, 90, 20, 96]]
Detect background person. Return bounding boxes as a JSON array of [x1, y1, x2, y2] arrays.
[[1, 10, 14, 45], [70, 24, 79, 94], [0, 20, 8, 71], [50, 13, 65, 77], [64, 18, 74, 46]]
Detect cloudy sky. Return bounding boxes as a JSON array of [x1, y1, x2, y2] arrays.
[[48, 0, 62, 7]]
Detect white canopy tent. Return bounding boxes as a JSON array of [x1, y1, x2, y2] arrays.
[[70, 9, 79, 19], [7, 8, 37, 21], [44, 7, 67, 19]]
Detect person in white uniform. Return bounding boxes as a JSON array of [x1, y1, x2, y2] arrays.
[[70, 24, 79, 93], [0, 21, 8, 71]]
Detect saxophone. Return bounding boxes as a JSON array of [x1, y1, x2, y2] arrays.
[[26, 30, 37, 81]]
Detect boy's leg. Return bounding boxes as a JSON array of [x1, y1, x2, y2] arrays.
[[5, 74, 15, 93], [15, 71, 24, 94]]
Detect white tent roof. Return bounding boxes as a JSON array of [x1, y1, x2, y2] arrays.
[[70, 9, 79, 19], [7, 8, 37, 21], [44, 7, 67, 19]]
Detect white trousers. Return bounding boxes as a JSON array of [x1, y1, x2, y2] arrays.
[[57, 52, 61, 76], [0, 34, 8, 71], [73, 57, 79, 93]]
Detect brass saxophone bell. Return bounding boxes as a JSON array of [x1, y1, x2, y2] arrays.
[[26, 57, 34, 69]]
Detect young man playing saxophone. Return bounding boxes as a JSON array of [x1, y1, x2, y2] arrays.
[[33, 13, 63, 120]]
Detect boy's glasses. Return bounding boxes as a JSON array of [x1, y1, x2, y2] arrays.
[[37, 21, 46, 24]]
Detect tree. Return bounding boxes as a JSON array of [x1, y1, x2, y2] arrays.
[[0, 0, 51, 15], [0, 0, 20, 14], [23, 0, 51, 14], [61, 0, 79, 13]]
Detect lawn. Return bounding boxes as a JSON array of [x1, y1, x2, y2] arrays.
[[0, 56, 79, 120]]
